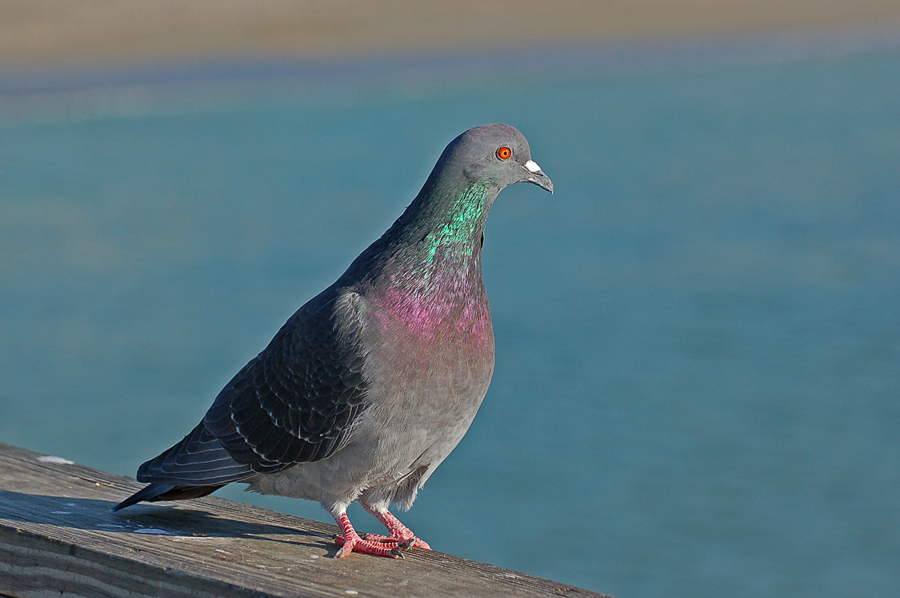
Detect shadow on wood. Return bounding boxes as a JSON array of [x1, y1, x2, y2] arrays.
[[0, 443, 611, 598]]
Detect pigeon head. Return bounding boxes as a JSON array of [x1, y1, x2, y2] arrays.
[[438, 123, 554, 194], [346, 124, 552, 286]]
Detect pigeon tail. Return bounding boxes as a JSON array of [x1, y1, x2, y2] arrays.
[[137, 422, 255, 486], [113, 421, 253, 511], [112, 482, 224, 511]]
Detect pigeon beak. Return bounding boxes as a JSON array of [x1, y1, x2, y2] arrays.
[[522, 159, 554, 194]]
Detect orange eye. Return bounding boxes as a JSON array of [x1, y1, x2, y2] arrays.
[[496, 146, 512, 161]]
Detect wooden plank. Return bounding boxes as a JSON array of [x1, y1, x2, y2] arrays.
[[0, 443, 610, 598]]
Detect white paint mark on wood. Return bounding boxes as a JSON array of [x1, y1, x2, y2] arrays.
[[134, 528, 173, 535], [37, 455, 74, 465]]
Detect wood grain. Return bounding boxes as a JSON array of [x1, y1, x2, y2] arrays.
[[0, 442, 610, 598]]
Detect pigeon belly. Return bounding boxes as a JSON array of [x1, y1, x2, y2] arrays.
[[249, 288, 494, 512]]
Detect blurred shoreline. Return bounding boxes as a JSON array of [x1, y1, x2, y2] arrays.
[[2, 22, 900, 126], [3, 0, 900, 70]]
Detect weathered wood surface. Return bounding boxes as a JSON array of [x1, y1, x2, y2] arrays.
[[0, 443, 609, 598]]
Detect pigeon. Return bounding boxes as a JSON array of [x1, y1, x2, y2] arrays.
[[113, 123, 553, 558]]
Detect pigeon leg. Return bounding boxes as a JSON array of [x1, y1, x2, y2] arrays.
[[360, 502, 432, 550], [333, 511, 403, 558]]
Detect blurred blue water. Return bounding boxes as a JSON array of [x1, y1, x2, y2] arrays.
[[1, 30, 899, 598]]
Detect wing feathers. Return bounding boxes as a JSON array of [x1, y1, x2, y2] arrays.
[[203, 289, 370, 467], [130, 288, 371, 498]]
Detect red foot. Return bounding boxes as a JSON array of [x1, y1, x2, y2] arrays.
[[333, 513, 402, 558], [363, 504, 431, 551]]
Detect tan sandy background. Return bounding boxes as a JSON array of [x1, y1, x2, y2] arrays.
[[2, 0, 900, 68]]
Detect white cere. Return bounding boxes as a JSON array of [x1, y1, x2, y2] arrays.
[[524, 160, 542, 173]]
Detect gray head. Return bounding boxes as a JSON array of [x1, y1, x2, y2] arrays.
[[340, 124, 552, 282], [436, 123, 554, 194]]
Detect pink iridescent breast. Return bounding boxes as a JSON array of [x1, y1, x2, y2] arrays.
[[374, 285, 492, 349]]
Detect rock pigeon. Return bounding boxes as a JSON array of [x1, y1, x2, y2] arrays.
[[113, 123, 553, 558]]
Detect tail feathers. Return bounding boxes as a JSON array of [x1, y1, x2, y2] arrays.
[[137, 422, 255, 486], [112, 482, 224, 512], [113, 421, 253, 513]]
